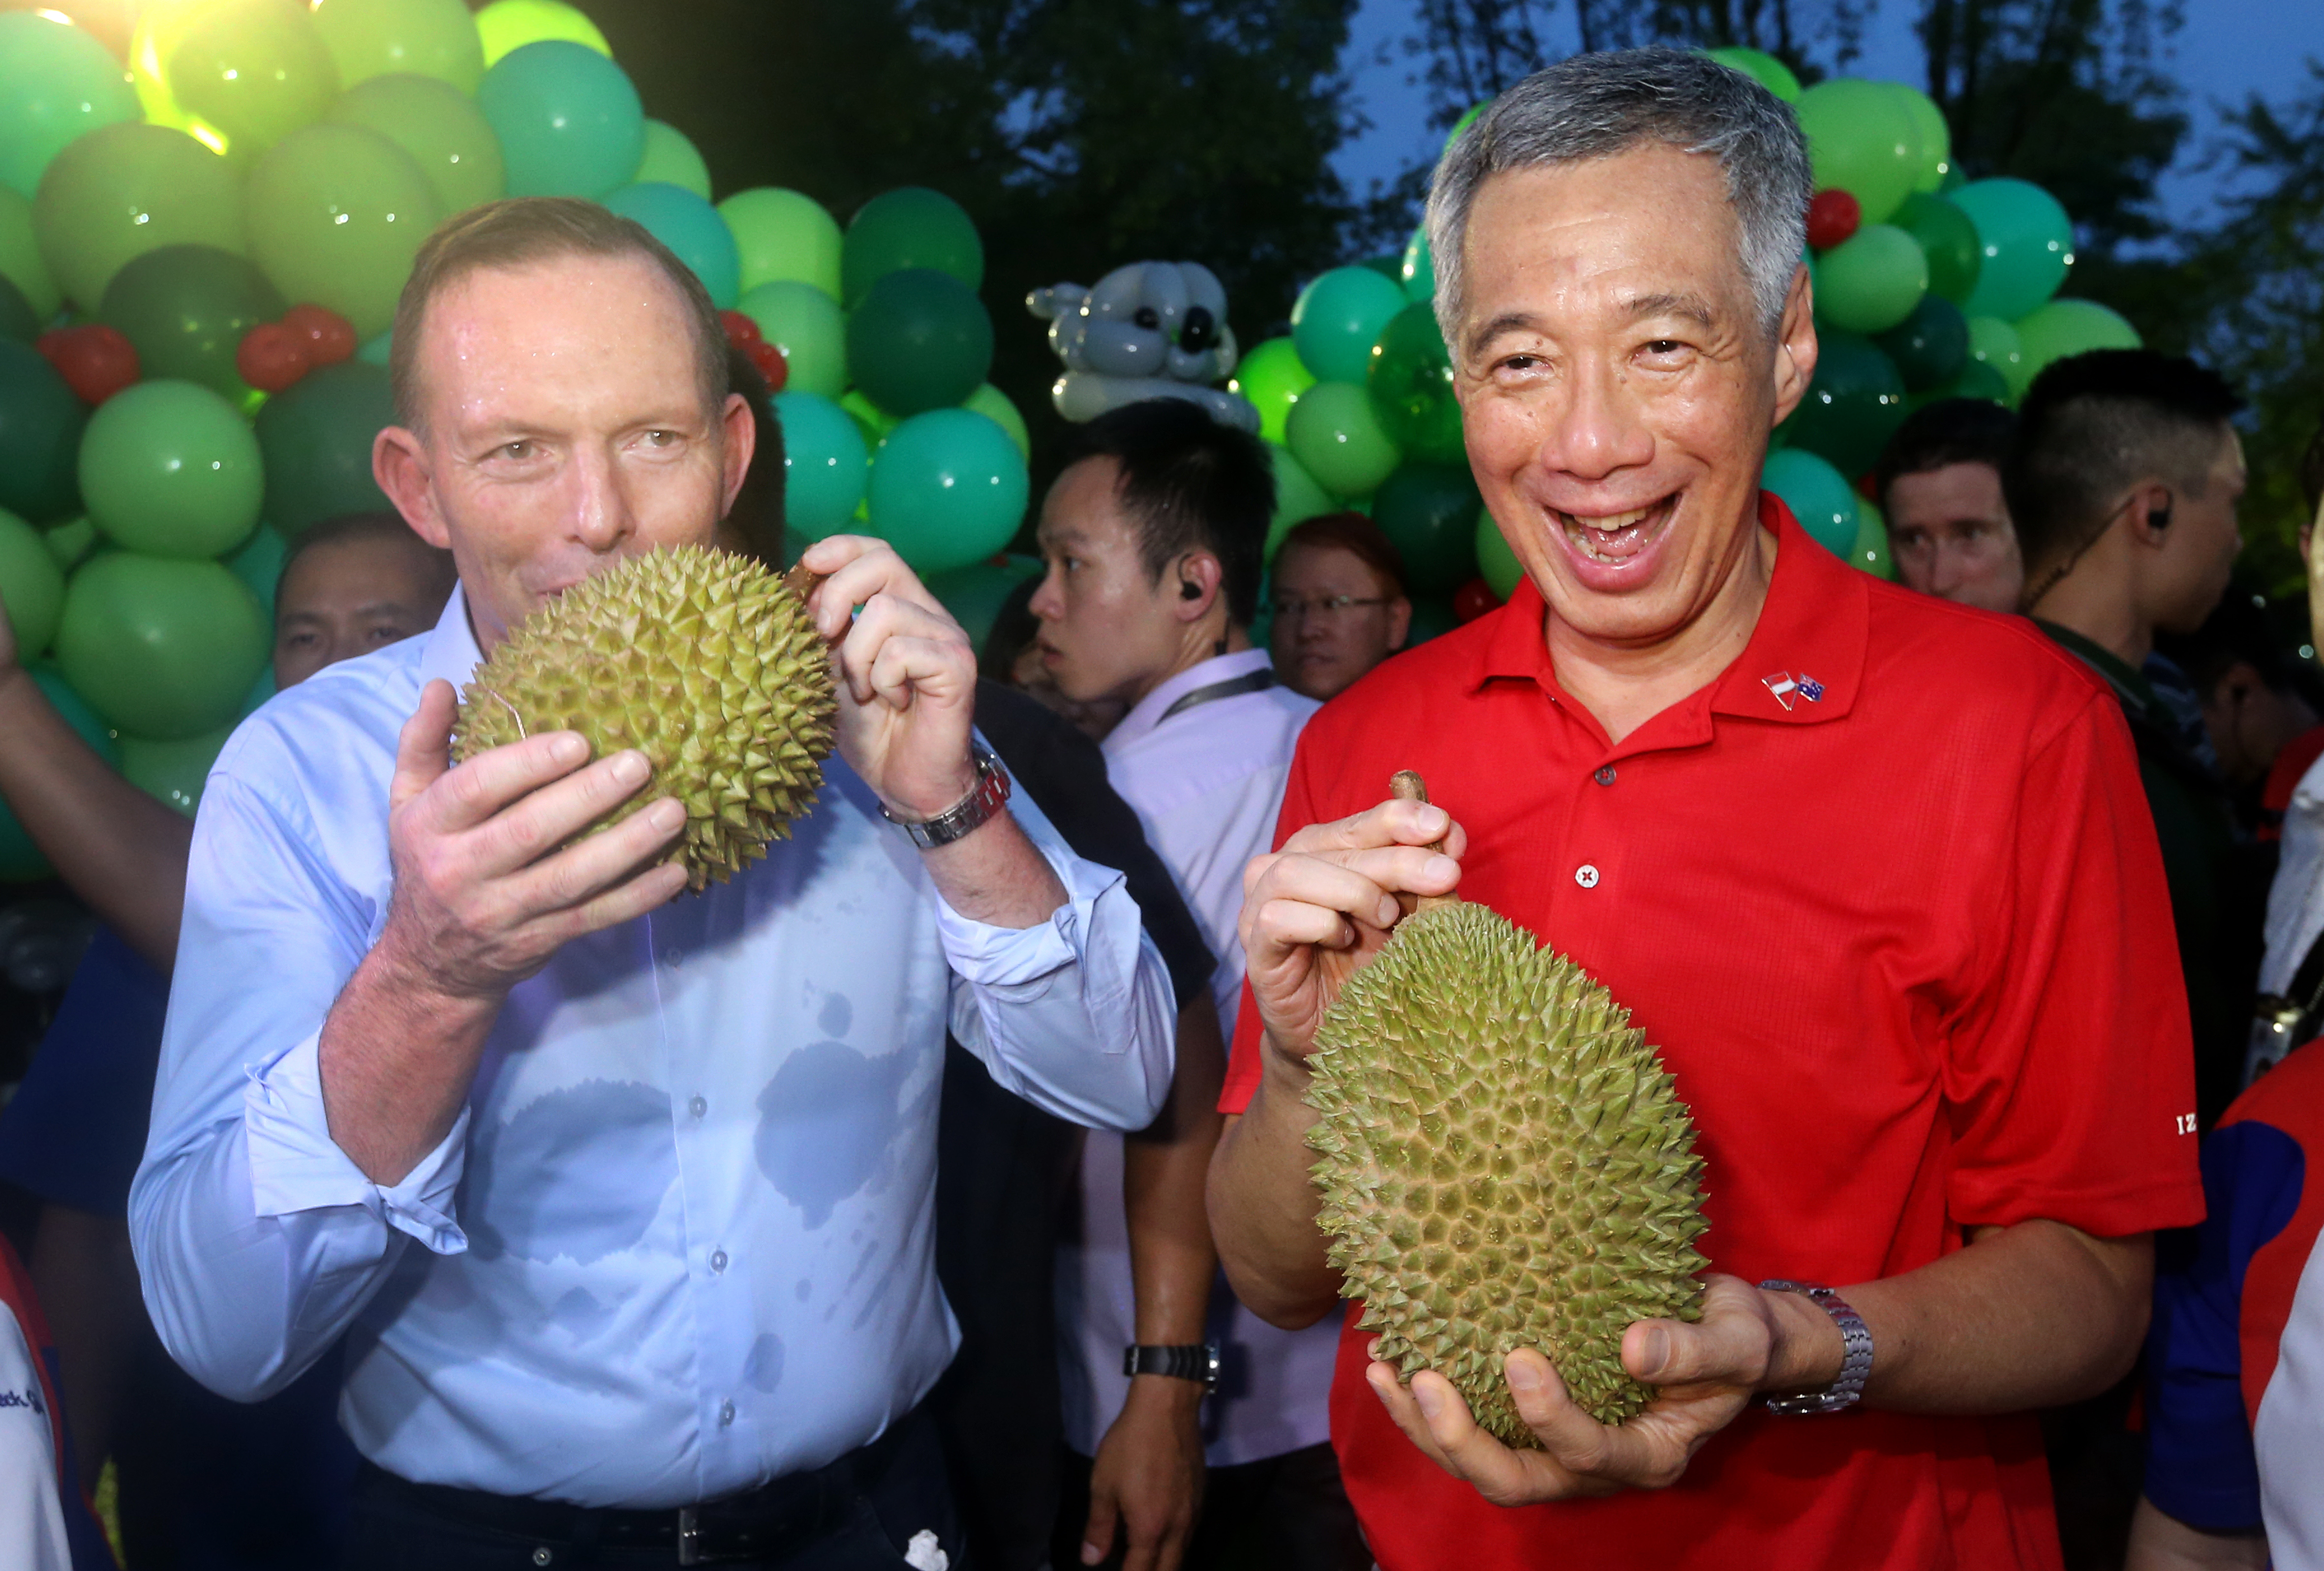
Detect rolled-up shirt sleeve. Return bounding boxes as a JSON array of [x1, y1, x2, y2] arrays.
[[129, 766, 431, 1404], [941, 775, 1175, 1133]]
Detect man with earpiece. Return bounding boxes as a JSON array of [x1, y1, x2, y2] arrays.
[[1026, 400, 1365, 1571]]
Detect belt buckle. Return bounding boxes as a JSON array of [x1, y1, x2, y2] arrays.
[[677, 1505, 702, 1567]]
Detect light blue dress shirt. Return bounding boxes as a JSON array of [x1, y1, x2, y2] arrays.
[[129, 587, 1175, 1508]]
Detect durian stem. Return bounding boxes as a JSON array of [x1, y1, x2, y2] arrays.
[[1388, 770, 1461, 912], [782, 564, 827, 603]]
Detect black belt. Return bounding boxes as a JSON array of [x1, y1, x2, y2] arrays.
[[1157, 666, 1274, 723], [356, 1409, 918, 1566]]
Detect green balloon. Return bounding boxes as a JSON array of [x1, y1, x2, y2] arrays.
[[771, 390, 868, 540], [1366, 302, 1464, 466], [0, 275, 34, 345], [56, 552, 270, 738], [1761, 447, 1860, 556], [1908, 357, 2011, 412], [842, 187, 982, 307], [474, 0, 611, 69], [1285, 380, 1401, 499], [1358, 254, 1401, 282], [311, 0, 486, 95], [721, 188, 842, 301], [839, 388, 898, 451], [1965, 315, 2027, 402], [924, 554, 1040, 654], [1372, 464, 1482, 594], [1399, 224, 1434, 304], [1889, 84, 1953, 194], [1704, 46, 1801, 104], [120, 725, 235, 816], [865, 408, 1027, 577], [1892, 193, 1981, 308], [42, 515, 95, 571], [0, 340, 87, 523], [738, 280, 844, 398], [1229, 337, 1316, 448], [0, 185, 61, 322], [1778, 329, 1906, 478], [0, 12, 142, 202], [1953, 178, 2074, 322], [963, 384, 1029, 461], [0, 665, 119, 881], [0, 508, 65, 656], [1850, 495, 1894, 579], [1263, 441, 1333, 560], [2014, 298, 2141, 386], [328, 74, 507, 216], [100, 244, 286, 398], [845, 268, 992, 418], [1795, 78, 1921, 225], [166, 0, 341, 161], [477, 39, 644, 201], [80, 380, 263, 559], [253, 360, 395, 534], [1814, 223, 1928, 334], [1291, 266, 1407, 385], [34, 123, 245, 313], [245, 122, 440, 339], [1445, 102, 1489, 149], [224, 519, 287, 617], [1873, 292, 1969, 392], [1475, 508, 1523, 601], [634, 120, 711, 201]]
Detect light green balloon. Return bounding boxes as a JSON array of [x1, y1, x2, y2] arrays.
[[1475, 508, 1523, 601], [1704, 46, 1802, 104], [1966, 315, 2028, 402], [33, 124, 245, 313], [164, 0, 343, 163], [1795, 78, 1921, 225], [311, 0, 486, 95], [1850, 495, 1894, 579], [1230, 337, 1317, 449], [56, 552, 271, 739], [79, 380, 264, 560], [737, 281, 842, 398], [1814, 224, 1928, 334], [327, 74, 507, 215], [720, 187, 842, 301], [0, 508, 65, 656], [634, 120, 711, 201], [0, 185, 60, 323], [120, 725, 236, 816], [1889, 83, 1953, 194], [245, 122, 441, 338], [1284, 380, 1401, 499], [0, 12, 143, 202], [1263, 441, 1335, 561], [964, 384, 1029, 461], [2014, 298, 2141, 385], [473, 0, 612, 68], [41, 516, 96, 572]]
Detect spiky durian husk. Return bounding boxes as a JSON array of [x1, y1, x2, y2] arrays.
[[1304, 902, 1708, 1443], [452, 546, 836, 892]]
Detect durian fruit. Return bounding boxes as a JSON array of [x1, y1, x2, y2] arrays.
[[1304, 771, 1707, 1444], [453, 545, 837, 892]]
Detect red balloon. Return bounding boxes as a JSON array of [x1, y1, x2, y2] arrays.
[[281, 304, 357, 368], [1806, 188, 1862, 252], [1452, 576, 1500, 623], [35, 324, 141, 405], [237, 322, 312, 394], [720, 309, 763, 347], [748, 338, 787, 393]]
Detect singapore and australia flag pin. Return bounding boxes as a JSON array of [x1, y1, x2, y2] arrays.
[[1762, 671, 1825, 712]]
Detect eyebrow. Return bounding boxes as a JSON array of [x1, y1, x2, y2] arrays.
[[1465, 292, 1719, 356]]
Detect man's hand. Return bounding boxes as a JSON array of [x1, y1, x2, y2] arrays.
[[797, 535, 979, 821], [1365, 1275, 1830, 1505], [1082, 1378, 1206, 1571], [1238, 796, 1467, 1061]]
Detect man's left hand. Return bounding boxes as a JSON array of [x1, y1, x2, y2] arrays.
[[1367, 1274, 1831, 1505], [1082, 1377, 1206, 1571], [797, 535, 979, 820]]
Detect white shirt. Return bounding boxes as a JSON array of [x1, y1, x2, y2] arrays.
[[2256, 751, 2324, 1081], [0, 1302, 70, 1571], [2257, 1223, 2324, 1567], [130, 586, 1176, 1507], [1057, 648, 1343, 1467]]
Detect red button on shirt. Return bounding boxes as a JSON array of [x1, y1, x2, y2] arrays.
[[1222, 496, 2205, 1571]]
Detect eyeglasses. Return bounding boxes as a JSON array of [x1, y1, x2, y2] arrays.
[[1270, 594, 1392, 621]]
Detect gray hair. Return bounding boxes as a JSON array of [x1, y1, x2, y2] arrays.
[[1424, 47, 1812, 348]]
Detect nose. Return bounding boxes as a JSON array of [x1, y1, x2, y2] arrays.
[[570, 441, 640, 554], [1544, 355, 1656, 483], [1027, 562, 1064, 622]]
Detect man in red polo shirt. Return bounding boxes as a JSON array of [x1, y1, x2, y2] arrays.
[[1207, 46, 2204, 1570]]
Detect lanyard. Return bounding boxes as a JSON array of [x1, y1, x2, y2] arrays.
[[1156, 668, 1275, 724]]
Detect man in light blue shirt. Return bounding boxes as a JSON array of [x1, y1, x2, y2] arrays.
[[129, 197, 1175, 1569]]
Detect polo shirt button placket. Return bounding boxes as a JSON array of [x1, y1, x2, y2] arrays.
[[1575, 864, 1601, 889]]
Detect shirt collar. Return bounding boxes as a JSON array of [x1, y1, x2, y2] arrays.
[[1468, 491, 1867, 730], [415, 583, 485, 695], [2036, 620, 2159, 720], [1104, 646, 1275, 755]]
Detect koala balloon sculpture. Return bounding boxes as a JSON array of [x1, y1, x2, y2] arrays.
[[1028, 261, 1261, 433]]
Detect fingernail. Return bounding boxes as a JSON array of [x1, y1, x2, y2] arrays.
[[551, 733, 588, 764], [1081, 1545, 1103, 1566], [1506, 1357, 1543, 1393], [612, 751, 650, 786], [1413, 1381, 1443, 1418], [1376, 896, 1401, 927], [648, 799, 685, 831], [1424, 805, 1449, 834], [1637, 1327, 1669, 1374], [1425, 854, 1459, 884]]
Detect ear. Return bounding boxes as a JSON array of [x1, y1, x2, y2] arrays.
[[1769, 264, 1819, 428], [1172, 551, 1225, 624], [374, 425, 452, 550], [718, 392, 756, 520], [1387, 594, 1413, 652], [2123, 481, 2176, 550]]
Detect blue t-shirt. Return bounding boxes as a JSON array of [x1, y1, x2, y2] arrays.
[[0, 927, 167, 1217]]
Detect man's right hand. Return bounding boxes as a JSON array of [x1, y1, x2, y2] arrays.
[[1237, 796, 1466, 1061], [376, 678, 689, 1000]]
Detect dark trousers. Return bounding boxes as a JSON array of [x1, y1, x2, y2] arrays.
[[1054, 1440, 1369, 1571], [340, 1408, 958, 1571]]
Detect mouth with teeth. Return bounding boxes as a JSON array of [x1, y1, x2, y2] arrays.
[[1549, 492, 1681, 582]]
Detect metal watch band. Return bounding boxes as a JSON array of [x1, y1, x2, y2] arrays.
[[1759, 1280, 1873, 1416], [880, 740, 1010, 850], [1122, 1342, 1221, 1390]]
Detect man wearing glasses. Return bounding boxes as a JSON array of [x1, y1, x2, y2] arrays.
[[1269, 513, 1416, 703], [1028, 398, 1365, 1571]]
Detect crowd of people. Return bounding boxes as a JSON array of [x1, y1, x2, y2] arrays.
[[0, 40, 2321, 1571]]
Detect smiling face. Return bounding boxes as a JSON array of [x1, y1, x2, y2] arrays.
[[1452, 144, 1815, 654], [375, 250, 754, 651]]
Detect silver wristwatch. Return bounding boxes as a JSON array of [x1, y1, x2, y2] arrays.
[[879, 740, 1011, 849], [1758, 1280, 1872, 1415]]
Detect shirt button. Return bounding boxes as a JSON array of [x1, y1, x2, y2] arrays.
[[689, 1096, 707, 1119], [1593, 766, 1617, 786], [1575, 864, 1601, 889], [710, 1249, 728, 1273], [718, 1399, 736, 1427], [664, 947, 683, 968]]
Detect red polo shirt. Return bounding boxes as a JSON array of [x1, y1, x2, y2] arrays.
[[1222, 496, 2205, 1570]]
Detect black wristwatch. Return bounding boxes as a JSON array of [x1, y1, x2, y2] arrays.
[[1123, 1342, 1220, 1390]]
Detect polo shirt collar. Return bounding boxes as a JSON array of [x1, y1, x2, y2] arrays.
[[1104, 646, 1275, 755], [416, 583, 485, 694], [2036, 620, 2160, 722], [1468, 491, 1867, 733]]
